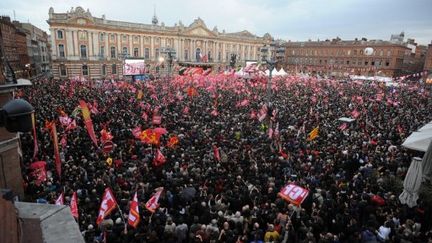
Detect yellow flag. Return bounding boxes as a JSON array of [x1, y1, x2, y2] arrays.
[[307, 127, 319, 141], [137, 90, 143, 100], [106, 157, 113, 166]]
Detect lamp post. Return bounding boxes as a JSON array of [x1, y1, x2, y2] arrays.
[[260, 41, 285, 108]]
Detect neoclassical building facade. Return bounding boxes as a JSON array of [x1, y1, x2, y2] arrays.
[[48, 7, 271, 79]]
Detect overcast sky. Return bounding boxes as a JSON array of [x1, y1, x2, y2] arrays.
[[1, 0, 431, 44]]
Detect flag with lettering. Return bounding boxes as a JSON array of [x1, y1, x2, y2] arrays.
[[79, 100, 98, 147], [145, 188, 163, 213], [96, 188, 118, 225], [128, 192, 140, 228], [70, 192, 79, 219], [278, 183, 309, 206]]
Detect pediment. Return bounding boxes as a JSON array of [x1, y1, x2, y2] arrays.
[[184, 27, 216, 37]]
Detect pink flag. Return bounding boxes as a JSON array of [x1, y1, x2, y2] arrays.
[[211, 109, 218, 116], [152, 115, 162, 125], [142, 112, 148, 121], [55, 193, 64, 205], [132, 127, 141, 139], [351, 109, 360, 119], [338, 123, 348, 131], [153, 149, 166, 167], [213, 145, 221, 161], [145, 188, 163, 213]]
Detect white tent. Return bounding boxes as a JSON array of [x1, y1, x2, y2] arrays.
[[278, 68, 288, 76], [418, 121, 432, 132], [399, 157, 423, 207], [235, 68, 245, 77], [402, 131, 432, 152]]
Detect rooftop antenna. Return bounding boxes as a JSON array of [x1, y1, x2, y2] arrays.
[[13, 10, 16, 21]]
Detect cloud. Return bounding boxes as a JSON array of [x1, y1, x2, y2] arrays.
[[0, 0, 430, 44]]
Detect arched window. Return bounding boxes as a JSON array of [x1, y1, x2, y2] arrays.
[[80, 45, 87, 58], [134, 48, 139, 57], [59, 65, 67, 76], [196, 48, 201, 61]]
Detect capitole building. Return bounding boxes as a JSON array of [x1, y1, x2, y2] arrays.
[[48, 6, 271, 80]]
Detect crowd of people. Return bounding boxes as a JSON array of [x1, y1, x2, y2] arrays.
[[19, 73, 432, 242]]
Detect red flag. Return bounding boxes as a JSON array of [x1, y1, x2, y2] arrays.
[[30, 161, 47, 185], [70, 192, 79, 219], [128, 192, 140, 228], [153, 149, 166, 166], [167, 135, 179, 148], [49, 123, 62, 179], [31, 114, 39, 160], [250, 110, 257, 119], [60, 134, 67, 149], [213, 145, 221, 162], [96, 188, 118, 225], [145, 188, 163, 213], [100, 129, 113, 143], [55, 192, 64, 205], [182, 106, 190, 115], [79, 100, 98, 147], [278, 183, 309, 206]]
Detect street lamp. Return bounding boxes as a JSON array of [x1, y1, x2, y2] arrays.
[[260, 41, 285, 108]]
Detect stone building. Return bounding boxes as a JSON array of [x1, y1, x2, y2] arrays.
[[48, 6, 271, 80], [283, 37, 410, 77]]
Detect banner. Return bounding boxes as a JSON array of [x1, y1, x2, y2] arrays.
[[278, 183, 309, 206], [79, 100, 98, 147], [307, 127, 319, 141], [50, 123, 61, 179], [70, 192, 79, 219], [153, 149, 166, 166], [96, 188, 118, 225], [145, 188, 163, 213], [128, 192, 140, 228]]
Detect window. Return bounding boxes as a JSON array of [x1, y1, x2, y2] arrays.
[[346, 60, 350, 65], [371, 61, 375, 66], [385, 60, 390, 66], [110, 34, 115, 42], [347, 50, 351, 56], [111, 46, 116, 58], [208, 51, 212, 61], [100, 33, 105, 41], [59, 65, 67, 76], [134, 36, 139, 43], [155, 48, 159, 58], [365, 61, 368, 66], [102, 64, 106, 76], [58, 44, 65, 57], [100, 46, 105, 57], [380, 50, 383, 56], [79, 31, 86, 40], [387, 50, 391, 57], [82, 65, 89, 76], [57, 30, 63, 39], [196, 48, 201, 61], [218, 52, 221, 61], [122, 47, 128, 55], [122, 35, 127, 42], [184, 49, 189, 60], [112, 64, 117, 74], [134, 48, 139, 57], [145, 48, 150, 59], [145, 37, 150, 44], [80, 45, 87, 58]]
